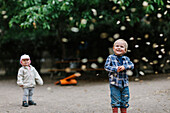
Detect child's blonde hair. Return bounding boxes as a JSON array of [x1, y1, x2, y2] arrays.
[[113, 39, 128, 52]]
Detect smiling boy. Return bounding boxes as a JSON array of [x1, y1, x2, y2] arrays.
[[104, 39, 134, 113]]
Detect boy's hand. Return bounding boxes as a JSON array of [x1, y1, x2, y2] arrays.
[[117, 66, 125, 72]]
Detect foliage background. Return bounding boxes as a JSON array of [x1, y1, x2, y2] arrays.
[[0, 0, 170, 77]]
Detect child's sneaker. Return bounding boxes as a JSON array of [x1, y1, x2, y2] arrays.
[[22, 101, 28, 107], [28, 100, 36, 105]]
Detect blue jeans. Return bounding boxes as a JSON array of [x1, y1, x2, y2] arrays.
[[23, 88, 34, 101], [110, 84, 130, 108]]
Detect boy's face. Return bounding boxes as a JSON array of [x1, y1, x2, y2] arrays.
[[21, 59, 30, 66], [113, 41, 126, 56]]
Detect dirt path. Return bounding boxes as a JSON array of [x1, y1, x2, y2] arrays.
[[0, 76, 170, 113]]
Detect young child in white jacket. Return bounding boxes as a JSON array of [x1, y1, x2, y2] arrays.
[[17, 54, 43, 107]]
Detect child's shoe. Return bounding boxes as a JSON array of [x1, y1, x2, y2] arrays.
[[28, 100, 36, 105], [120, 108, 127, 113], [22, 101, 28, 107], [112, 107, 118, 113]]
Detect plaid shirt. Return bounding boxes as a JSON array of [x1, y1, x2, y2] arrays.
[[104, 54, 134, 88]]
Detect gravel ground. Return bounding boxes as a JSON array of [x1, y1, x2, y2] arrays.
[[0, 75, 170, 113]]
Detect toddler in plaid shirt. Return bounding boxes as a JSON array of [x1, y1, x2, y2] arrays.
[[104, 39, 134, 113]]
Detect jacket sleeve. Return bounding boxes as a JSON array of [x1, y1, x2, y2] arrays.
[[17, 68, 24, 86], [34, 68, 43, 85], [104, 55, 118, 73], [124, 57, 134, 70]]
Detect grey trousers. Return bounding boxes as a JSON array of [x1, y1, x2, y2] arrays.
[[23, 87, 34, 101]]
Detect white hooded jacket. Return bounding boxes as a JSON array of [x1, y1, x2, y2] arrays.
[[17, 65, 43, 88]]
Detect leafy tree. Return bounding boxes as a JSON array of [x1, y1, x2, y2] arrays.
[[0, 0, 170, 75]]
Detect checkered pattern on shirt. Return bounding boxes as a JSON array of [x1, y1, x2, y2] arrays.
[[104, 54, 134, 88]]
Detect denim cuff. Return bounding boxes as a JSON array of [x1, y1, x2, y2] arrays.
[[121, 103, 129, 108]]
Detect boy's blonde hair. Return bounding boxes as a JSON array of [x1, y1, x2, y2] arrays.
[[113, 39, 128, 52]]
